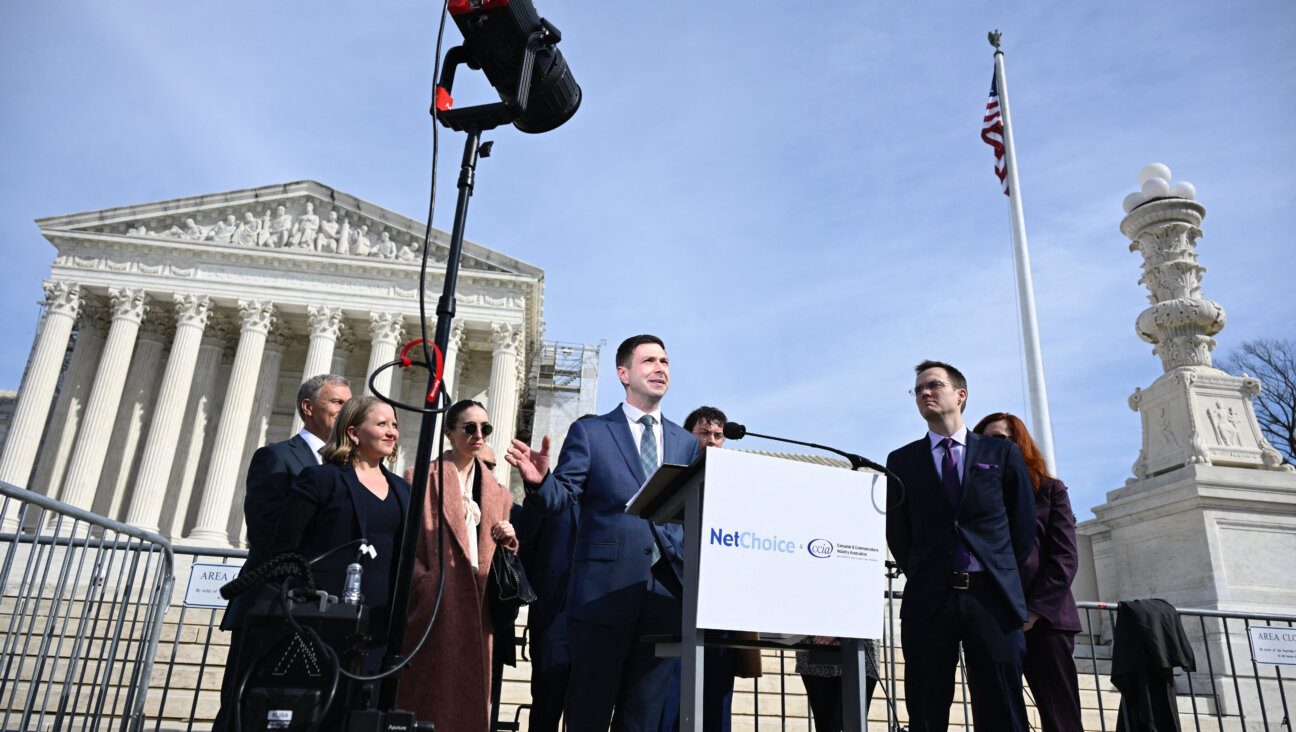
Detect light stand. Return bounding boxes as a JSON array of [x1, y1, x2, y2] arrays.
[[377, 13, 577, 713]]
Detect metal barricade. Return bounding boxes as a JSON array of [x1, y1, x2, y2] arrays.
[[1076, 601, 1295, 732], [1, 480, 174, 732], [147, 545, 246, 732]]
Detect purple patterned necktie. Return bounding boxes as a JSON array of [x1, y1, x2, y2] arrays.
[[941, 437, 973, 571], [940, 437, 961, 508]]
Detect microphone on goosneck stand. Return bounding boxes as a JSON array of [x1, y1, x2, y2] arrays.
[[721, 422, 888, 474]]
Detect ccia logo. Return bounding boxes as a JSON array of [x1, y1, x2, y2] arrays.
[[807, 539, 833, 559]]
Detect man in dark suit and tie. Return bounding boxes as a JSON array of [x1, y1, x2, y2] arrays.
[[506, 335, 699, 732], [212, 373, 351, 731], [885, 360, 1034, 732]]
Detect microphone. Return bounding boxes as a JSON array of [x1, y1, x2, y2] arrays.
[[721, 422, 886, 474]]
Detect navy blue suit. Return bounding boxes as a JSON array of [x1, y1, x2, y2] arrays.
[[525, 405, 699, 732], [213, 435, 319, 732], [269, 462, 411, 612], [514, 496, 578, 732], [223, 434, 318, 631], [886, 431, 1035, 732]]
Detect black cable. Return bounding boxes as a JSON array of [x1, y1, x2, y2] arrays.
[[220, 553, 316, 600], [417, 0, 452, 370]]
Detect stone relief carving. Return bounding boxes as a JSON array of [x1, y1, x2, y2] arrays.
[[108, 200, 465, 269], [369, 312, 405, 345], [1206, 401, 1242, 446], [42, 280, 82, 318], [289, 202, 320, 250], [266, 206, 293, 248], [265, 323, 295, 351], [173, 293, 212, 328], [307, 305, 346, 340], [234, 212, 262, 247], [139, 310, 176, 343], [491, 322, 524, 355], [236, 300, 277, 334], [107, 287, 149, 324], [318, 211, 341, 253]]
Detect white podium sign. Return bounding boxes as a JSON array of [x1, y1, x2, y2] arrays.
[[695, 448, 886, 639]]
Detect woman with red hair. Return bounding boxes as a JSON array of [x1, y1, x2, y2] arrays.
[[972, 413, 1083, 732]]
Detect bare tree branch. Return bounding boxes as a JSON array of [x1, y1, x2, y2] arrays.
[[1217, 338, 1296, 464]]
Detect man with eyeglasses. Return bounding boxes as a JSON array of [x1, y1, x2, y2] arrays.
[[885, 360, 1034, 732], [506, 335, 699, 732]]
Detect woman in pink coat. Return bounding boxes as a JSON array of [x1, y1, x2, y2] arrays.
[[396, 400, 516, 731]]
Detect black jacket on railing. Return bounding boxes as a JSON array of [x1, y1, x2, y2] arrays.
[[1111, 598, 1197, 731]]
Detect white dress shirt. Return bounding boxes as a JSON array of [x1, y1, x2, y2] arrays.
[[927, 426, 968, 482], [300, 428, 326, 464], [621, 402, 664, 471]]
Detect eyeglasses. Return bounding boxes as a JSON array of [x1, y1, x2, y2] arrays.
[[909, 380, 950, 397], [458, 421, 494, 437]]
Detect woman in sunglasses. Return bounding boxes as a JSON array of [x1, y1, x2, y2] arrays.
[[972, 412, 1083, 732], [396, 399, 517, 731]]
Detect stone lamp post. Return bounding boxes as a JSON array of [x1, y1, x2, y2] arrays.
[[1079, 165, 1296, 718]]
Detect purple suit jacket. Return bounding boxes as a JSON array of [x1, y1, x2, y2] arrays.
[[1021, 476, 1082, 633]]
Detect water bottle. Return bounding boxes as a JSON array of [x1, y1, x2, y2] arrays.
[[342, 562, 364, 605]]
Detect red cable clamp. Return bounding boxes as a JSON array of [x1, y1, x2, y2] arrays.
[[399, 339, 445, 404]]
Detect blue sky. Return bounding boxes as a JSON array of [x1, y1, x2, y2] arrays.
[[2, 2, 1293, 519]]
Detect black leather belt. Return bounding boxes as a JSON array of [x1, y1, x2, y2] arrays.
[[949, 571, 989, 590]]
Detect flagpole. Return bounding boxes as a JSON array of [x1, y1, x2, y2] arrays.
[[991, 33, 1059, 475]]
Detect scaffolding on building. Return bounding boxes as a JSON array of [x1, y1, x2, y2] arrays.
[[515, 340, 601, 450]]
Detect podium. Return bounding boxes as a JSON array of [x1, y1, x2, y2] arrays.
[[627, 447, 887, 732]]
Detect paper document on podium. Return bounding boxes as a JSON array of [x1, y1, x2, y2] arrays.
[[625, 462, 694, 521]]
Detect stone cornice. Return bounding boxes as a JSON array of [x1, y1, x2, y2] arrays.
[[35, 180, 543, 279], [36, 181, 546, 355]]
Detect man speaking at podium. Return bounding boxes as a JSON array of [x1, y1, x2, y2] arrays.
[[885, 360, 1034, 731], [506, 334, 699, 732]]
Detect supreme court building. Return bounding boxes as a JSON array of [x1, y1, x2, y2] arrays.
[[0, 181, 592, 546]]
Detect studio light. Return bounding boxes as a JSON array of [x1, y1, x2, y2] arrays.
[[441, 0, 581, 133]]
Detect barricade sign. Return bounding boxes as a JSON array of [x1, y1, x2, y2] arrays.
[[1248, 624, 1296, 666], [185, 561, 244, 608]]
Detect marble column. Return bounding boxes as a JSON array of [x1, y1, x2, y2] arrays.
[[441, 321, 467, 406], [126, 294, 211, 534], [165, 316, 232, 539], [187, 300, 276, 546], [486, 322, 524, 486], [332, 327, 355, 382], [291, 305, 345, 435], [425, 321, 467, 447], [233, 324, 291, 544], [59, 288, 149, 512], [366, 312, 405, 398], [0, 281, 81, 493], [97, 310, 172, 521], [30, 303, 107, 501]]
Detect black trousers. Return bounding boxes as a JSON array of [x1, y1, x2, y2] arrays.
[[527, 617, 571, 732], [1023, 623, 1082, 732], [900, 584, 1028, 732], [801, 674, 877, 732]]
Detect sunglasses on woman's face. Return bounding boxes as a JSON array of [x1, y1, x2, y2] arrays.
[[459, 421, 493, 437]]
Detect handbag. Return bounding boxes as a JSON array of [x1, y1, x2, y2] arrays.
[[489, 544, 537, 606]]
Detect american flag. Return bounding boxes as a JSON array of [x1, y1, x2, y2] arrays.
[[982, 75, 1008, 195]]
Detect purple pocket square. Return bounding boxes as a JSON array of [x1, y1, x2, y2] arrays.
[[975, 463, 999, 470]]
